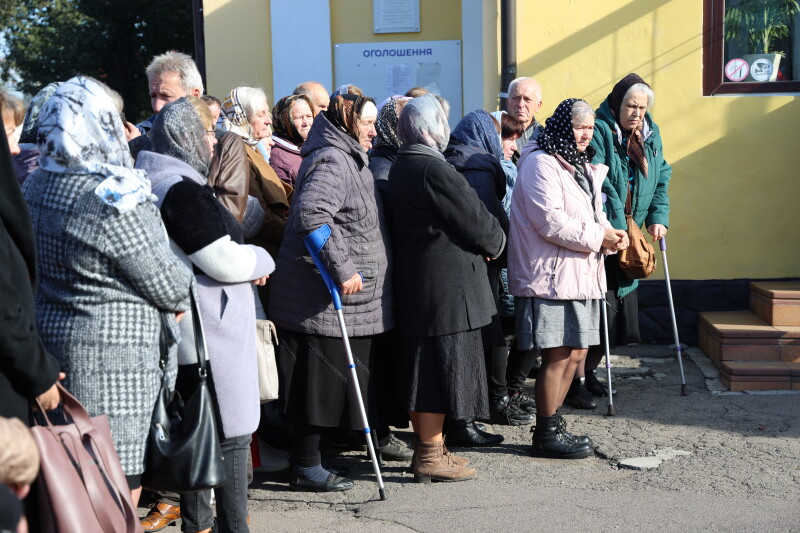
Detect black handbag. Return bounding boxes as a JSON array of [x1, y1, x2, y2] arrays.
[[142, 293, 225, 492]]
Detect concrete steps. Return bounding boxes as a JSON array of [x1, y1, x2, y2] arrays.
[[698, 282, 800, 391]]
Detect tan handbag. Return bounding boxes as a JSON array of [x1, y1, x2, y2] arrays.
[[255, 319, 280, 402], [618, 188, 656, 279], [31, 384, 140, 533]]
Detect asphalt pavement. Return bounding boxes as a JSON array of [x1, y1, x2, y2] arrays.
[[140, 345, 800, 532]]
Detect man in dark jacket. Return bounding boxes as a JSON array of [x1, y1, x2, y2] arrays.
[[0, 116, 61, 422]]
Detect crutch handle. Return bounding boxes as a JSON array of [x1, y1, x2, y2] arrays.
[[304, 225, 342, 310], [659, 236, 667, 252]]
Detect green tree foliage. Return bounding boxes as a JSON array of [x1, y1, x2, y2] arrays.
[[1, 0, 195, 122]]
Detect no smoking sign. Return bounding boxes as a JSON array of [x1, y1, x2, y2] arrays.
[[725, 58, 749, 82]]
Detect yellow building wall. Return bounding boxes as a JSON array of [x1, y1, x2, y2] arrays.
[[517, 0, 799, 280], [203, 0, 274, 101], [330, 0, 462, 44]]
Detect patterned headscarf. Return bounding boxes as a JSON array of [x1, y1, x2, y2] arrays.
[[324, 94, 376, 142], [272, 94, 312, 146], [537, 98, 596, 167], [36, 76, 155, 213], [450, 109, 504, 161], [19, 82, 62, 144], [221, 87, 259, 146], [150, 98, 212, 178], [373, 96, 410, 149], [396, 94, 451, 153]]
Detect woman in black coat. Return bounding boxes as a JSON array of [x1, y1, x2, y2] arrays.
[[387, 94, 505, 483], [0, 115, 61, 423]]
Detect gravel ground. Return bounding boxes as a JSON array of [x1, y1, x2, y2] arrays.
[[140, 345, 800, 532]]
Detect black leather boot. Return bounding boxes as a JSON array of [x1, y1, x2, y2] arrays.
[[530, 415, 593, 459], [586, 371, 617, 397], [566, 378, 597, 410], [445, 419, 504, 447], [555, 414, 592, 446], [491, 395, 534, 426]]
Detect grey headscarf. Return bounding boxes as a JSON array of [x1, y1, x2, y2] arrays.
[[20, 82, 62, 144], [396, 93, 451, 152], [150, 98, 211, 177]]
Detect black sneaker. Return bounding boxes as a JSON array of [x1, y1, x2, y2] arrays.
[[509, 389, 536, 414], [491, 395, 535, 426]]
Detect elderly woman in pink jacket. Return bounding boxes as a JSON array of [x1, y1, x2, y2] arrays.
[[508, 98, 628, 459]]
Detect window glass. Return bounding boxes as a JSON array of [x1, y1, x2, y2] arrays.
[[723, 0, 800, 83]]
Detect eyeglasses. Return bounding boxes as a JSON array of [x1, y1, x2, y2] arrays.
[[205, 130, 215, 137]]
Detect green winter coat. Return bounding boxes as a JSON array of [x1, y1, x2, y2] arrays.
[[590, 99, 671, 298]]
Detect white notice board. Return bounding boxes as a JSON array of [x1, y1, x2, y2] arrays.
[[333, 40, 463, 124]]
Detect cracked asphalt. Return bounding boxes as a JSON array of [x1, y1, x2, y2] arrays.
[[141, 345, 800, 532]]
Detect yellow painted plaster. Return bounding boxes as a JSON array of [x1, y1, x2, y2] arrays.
[[203, 0, 273, 101], [517, 0, 799, 280], [330, 0, 462, 44]]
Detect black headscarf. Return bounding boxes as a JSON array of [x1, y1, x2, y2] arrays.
[[537, 98, 595, 167], [150, 98, 212, 177], [608, 73, 649, 122]]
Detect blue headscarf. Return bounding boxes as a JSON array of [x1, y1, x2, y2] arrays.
[[450, 110, 503, 161]]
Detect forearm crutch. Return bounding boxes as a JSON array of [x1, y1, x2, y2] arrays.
[[304, 224, 388, 500], [659, 237, 688, 396]]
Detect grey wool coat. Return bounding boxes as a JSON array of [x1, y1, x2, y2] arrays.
[[268, 113, 394, 337], [22, 170, 193, 475]]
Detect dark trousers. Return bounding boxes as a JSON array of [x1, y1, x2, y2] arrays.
[[180, 433, 251, 533]]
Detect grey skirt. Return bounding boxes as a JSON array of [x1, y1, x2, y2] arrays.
[[516, 297, 600, 350]]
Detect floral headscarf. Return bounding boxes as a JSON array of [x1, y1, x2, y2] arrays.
[[36, 76, 154, 213], [272, 94, 313, 146], [150, 98, 212, 177], [221, 87, 259, 146], [537, 98, 596, 167], [396, 94, 450, 153], [450, 109, 504, 161], [19, 81, 62, 144], [373, 96, 411, 149], [324, 94, 376, 142]]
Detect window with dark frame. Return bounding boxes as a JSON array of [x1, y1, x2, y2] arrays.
[[704, 0, 800, 95]]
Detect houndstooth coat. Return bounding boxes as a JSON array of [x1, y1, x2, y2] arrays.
[[22, 78, 193, 476]]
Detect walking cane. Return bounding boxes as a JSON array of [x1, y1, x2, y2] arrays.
[[600, 296, 615, 416], [658, 237, 688, 396], [303, 224, 388, 501]]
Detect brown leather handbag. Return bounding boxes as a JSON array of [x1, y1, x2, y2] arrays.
[[618, 188, 656, 279], [31, 384, 140, 533]]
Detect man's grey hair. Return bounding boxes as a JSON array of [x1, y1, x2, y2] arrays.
[[146, 51, 204, 95], [623, 83, 655, 108], [570, 100, 595, 125], [508, 77, 541, 100]]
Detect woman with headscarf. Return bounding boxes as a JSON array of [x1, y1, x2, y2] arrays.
[[21, 76, 193, 503], [573, 74, 672, 405], [269, 94, 314, 187], [267, 90, 394, 492], [368, 95, 410, 202], [387, 94, 505, 482], [15, 83, 62, 184], [136, 96, 274, 533], [221, 87, 292, 261], [442, 110, 536, 438], [508, 98, 629, 459]]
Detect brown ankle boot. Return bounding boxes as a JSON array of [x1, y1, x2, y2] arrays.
[[442, 440, 469, 466], [413, 440, 477, 483]]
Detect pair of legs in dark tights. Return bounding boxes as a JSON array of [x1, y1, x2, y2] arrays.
[[536, 346, 588, 416], [486, 346, 538, 400], [291, 422, 334, 482]]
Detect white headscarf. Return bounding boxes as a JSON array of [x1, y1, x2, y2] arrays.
[[396, 93, 451, 152], [36, 76, 155, 213]]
